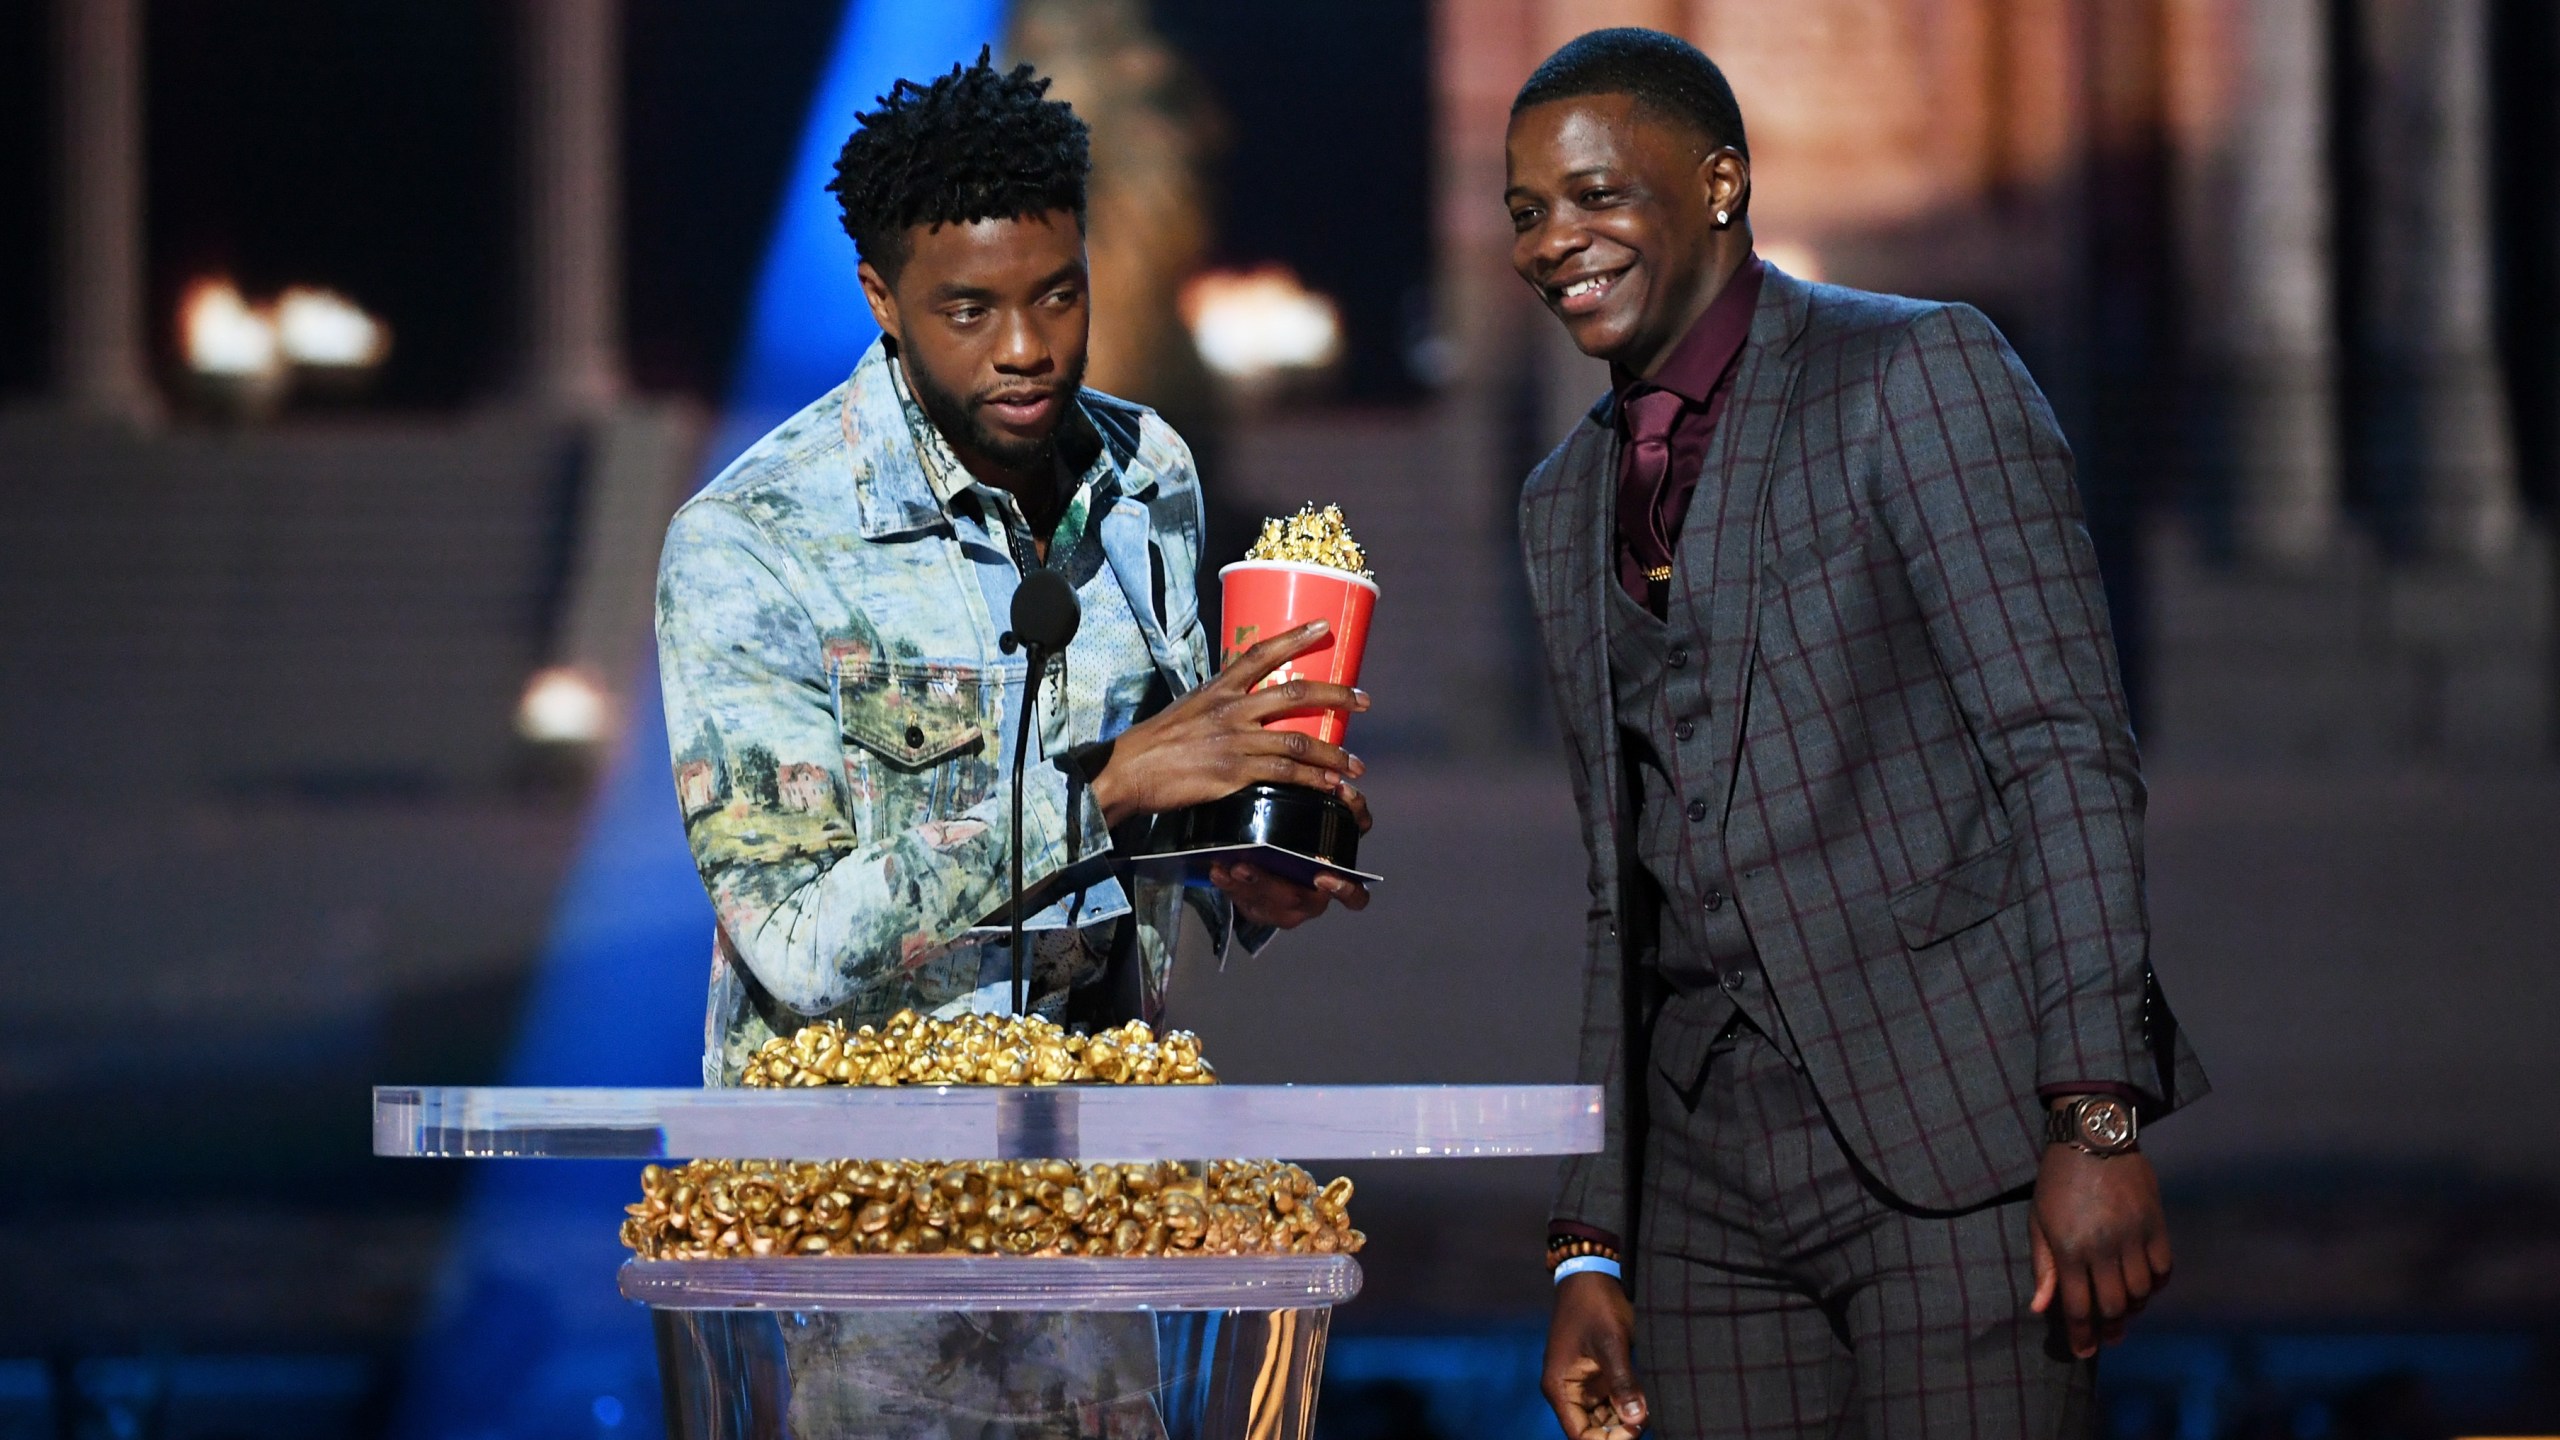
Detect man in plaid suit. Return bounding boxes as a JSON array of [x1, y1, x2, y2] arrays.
[[1504, 31, 2209, 1439]]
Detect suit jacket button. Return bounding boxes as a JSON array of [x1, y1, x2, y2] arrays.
[[1667, 646, 1690, 668], [1703, 889, 1725, 911], [1675, 719, 1697, 743], [1685, 799, 1709, 823]]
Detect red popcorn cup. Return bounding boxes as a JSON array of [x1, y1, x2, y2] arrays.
[[1218, 560, 1377, 746]]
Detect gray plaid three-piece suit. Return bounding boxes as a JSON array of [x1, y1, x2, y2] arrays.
[[1521, 265, 2209, 1438]]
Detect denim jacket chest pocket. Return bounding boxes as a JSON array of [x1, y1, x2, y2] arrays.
[[836, 658, 995, 838]]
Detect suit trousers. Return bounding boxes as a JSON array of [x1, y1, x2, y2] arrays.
[[1633, 1016, 2093, 1439]]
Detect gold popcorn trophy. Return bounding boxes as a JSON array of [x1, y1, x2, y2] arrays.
[[1145, 506, 1381, 886]]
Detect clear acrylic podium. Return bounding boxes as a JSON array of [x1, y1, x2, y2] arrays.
[[378, 1084, 1599, 1438]]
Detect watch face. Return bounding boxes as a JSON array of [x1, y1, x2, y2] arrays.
[[2077, 1099, 2135, 1151]]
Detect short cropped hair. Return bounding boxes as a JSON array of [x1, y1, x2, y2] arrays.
[[827, 47, 1091, 278], [1512, 27, 1749, 160]]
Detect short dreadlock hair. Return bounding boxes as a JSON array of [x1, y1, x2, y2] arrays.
[[828, 47, 1092, 279], [1513, 28, 1748, 161]]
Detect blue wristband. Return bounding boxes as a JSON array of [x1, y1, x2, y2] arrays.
[[1552, 1254, 1622, 1286]]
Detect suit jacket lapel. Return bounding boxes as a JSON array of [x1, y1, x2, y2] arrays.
[[1698, 268, 1813, 825]]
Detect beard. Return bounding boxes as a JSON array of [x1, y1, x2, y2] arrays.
[[904, 349, 1087, 476]]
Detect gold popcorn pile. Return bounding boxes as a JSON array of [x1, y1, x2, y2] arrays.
[[1245, 503, 1371, 579], [621, 1157, 1363, 1259], [740, 1011, 1215, 1088], [632, 1017, 1362, 1260]]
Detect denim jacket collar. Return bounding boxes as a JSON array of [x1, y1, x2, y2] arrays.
[[841, 338, 1159, 541]]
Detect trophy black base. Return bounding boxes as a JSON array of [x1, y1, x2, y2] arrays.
[[1133, 782, 1381, 888]]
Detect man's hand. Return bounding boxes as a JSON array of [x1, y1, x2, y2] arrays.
[[2029, 1140, 2172, 1358], [1087, 620, 1374, 929], [1543, 1272, 1647, 1439], [1089, 620, 1369, 822], [1209, 854, 1369, 929]]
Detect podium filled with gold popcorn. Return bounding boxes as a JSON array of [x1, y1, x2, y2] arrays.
[[376, 1014, 1597, 1437], [375, 505, 1594, 1435]]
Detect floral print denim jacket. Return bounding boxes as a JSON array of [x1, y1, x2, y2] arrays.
[[657, 337, 1254, 1085]]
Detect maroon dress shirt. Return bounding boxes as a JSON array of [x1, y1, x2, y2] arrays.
[[1613, 255, 1764, 614]]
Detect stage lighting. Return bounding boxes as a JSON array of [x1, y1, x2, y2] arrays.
[[181, 278, 390, 418], [275, 286, 390, 369], [180, 278, 281, 379], [1181, 265, 1343, 383], [516, 666, 613, 745]]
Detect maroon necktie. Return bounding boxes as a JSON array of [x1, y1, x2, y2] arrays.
[[1617, 387, 1687, 601]]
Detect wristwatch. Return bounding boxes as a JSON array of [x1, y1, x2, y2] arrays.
[[2046, 1095, 2139, 1157]]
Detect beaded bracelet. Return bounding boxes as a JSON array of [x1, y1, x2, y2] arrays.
[[1546, 1235, 1622, 1269]]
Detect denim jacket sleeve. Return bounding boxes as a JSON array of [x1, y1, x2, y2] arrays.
[[1126, 426, 1274, 964]]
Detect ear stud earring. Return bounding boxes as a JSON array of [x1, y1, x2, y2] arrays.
[[1715, 210, 1730, 225]]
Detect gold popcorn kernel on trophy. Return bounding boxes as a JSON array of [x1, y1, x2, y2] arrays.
[[1245, 503, 1372, 579]]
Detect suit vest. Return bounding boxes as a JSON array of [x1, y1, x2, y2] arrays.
[[1604, 578, 1800, 1074]]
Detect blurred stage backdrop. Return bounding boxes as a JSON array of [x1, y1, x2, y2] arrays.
[[3, 1, 2558, 1437]]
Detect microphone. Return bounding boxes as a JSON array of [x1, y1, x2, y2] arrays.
[[1005, 568, 1081, 1016], [1010, 567, 1083, 653]]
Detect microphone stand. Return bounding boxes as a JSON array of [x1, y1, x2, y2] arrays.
[[1006, 640, 1049, 1019], [1003, 567, 1079, 1018]]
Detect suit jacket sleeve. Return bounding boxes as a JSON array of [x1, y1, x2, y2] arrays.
[[1551, 728, 1632, 1242], [1872, 303, 2163, 1103], [1523, 460, 1635, 1245]]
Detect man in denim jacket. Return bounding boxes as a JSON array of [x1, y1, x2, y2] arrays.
[[658, 55, 1370, 1087], [652, 53, 1372, 1438]]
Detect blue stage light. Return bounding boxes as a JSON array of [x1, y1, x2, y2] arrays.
[[720, 0, 1010, 455], [389, 4, 1006, 1435]]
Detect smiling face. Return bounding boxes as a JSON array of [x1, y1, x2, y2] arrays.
[[1504, 93, 1749, 377], [858, 210, 1091, 486]]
